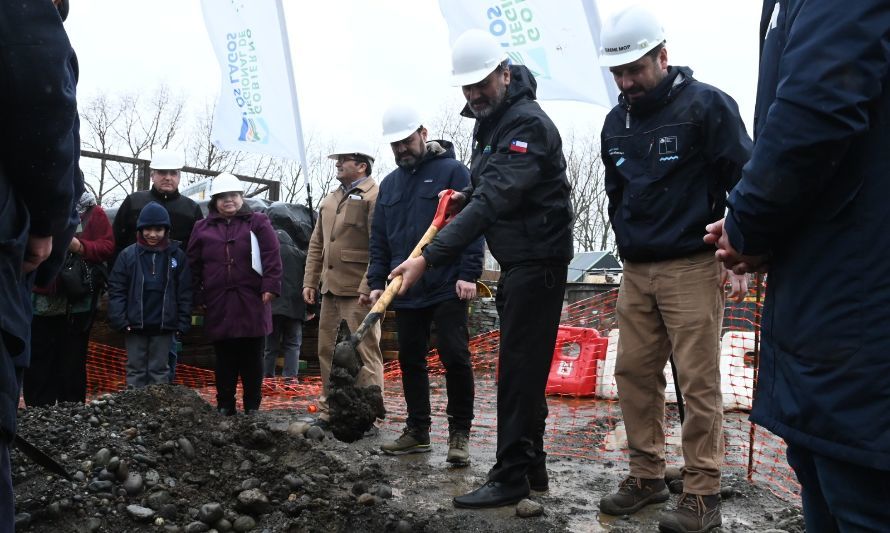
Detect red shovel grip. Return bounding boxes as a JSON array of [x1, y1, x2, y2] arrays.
[[431, 189, 456, 230]]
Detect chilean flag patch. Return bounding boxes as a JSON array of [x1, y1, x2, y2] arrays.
[[509, 139, 528, 153]]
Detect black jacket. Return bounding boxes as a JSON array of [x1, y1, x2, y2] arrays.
[[423, 65, 573, 269], [368, 140, 483, 309], [113, 187, 204, 254], [726, 0, 890, 471], [602, 66, 752, 262]]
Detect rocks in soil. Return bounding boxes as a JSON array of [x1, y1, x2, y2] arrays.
[[126, 504, 156, 522], [516, 498, 544, 518], [10, 386, 411, 532], [198, 502, 224, 524]]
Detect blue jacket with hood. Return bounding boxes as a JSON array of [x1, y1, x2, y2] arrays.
[[367, 140, 483, 309], [107, 203, 192, 335], [724, 0, 890, 471]]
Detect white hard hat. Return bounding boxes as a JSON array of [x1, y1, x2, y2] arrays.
[[599, 5, 665, 68], [209, 173, 244, 196], [382, 104, 423, 144], [327, 140, 376, 163], [450, 29, 508, 87], [149, 149, 185, 170]]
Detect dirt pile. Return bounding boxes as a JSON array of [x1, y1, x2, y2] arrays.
[[10, 384, 806, 532], [12, 386, 412, 532]]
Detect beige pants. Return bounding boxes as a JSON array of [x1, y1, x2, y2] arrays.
[[316, 293, 384, 420], [616, 251, 725, 494]]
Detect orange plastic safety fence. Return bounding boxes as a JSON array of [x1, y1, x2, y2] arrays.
[[79, 285, 799, 501]]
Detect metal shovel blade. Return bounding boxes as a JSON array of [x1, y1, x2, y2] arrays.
[[13, 434, 72, 481]]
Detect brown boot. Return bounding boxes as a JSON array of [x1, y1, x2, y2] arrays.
[[599, 476, 669, 515], [658, 493, 721, 533]]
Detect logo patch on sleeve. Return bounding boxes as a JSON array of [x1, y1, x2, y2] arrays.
[[509, 139, 528, 153]]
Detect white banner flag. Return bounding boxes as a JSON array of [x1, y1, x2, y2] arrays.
[[201, 0, 307, 165], [438, 0, 617, 107]]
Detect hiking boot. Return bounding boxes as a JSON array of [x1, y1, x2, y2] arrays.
[[527, 462, 549, 492], [380, 426, 431, 455], [658, 493, 721, 533], [599, 476, 670, 515], [446, 431, 470, 465]]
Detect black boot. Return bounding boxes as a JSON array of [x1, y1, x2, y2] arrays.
[[453, 479, 530, 509]]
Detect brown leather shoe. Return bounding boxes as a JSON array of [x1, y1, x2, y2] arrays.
[[599, 476, 670, 515], [658, 493, 721, 533]]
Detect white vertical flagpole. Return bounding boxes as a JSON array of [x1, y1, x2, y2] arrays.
[[273, 0, 311, 206]]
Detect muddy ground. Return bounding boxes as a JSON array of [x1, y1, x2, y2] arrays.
[[11, 382, 804, 532]]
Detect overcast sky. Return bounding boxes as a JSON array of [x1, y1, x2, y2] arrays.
[[65, 0, 761, 160]]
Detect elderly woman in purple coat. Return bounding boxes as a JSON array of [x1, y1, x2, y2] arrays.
[[187, 173, 282, 415]]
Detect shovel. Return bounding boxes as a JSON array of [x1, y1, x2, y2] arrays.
[[14, 433, 72, 481], [331, 189, 458, 373]]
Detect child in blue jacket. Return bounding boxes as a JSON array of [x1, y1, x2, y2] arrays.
[[108, 202, 192, 387]]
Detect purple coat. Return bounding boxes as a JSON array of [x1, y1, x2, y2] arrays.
[[187, 208, 282, 341]]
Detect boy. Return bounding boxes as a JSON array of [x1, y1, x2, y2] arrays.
[[108, 202, 192, 387]]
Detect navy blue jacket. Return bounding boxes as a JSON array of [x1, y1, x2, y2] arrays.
[[108, 241, 192, 335], [0, 2, 81, 441], [725, 0, 890, 471], [368, 141, 483, 309], [602, 66, 752, 262], [423, 66, 573, 269]]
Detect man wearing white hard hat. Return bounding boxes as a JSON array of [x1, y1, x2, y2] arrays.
[[113, 149, 204, 255], [390, 29, 573, 508], [596, 6, 752, 532], [366, 104, 483, 464], [302, 141, 384, 431], [112, 148, 204, 383]]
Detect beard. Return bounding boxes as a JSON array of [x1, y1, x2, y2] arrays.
[[469, 84, 507, 119]]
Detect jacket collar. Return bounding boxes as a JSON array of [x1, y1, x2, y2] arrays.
[[620, 66, 693, 117], [150, 186, 181, 201]]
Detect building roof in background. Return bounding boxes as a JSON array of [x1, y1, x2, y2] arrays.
[[567, 251, 622, 282]]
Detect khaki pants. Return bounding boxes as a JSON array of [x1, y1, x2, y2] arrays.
[[616, 251, 725, 494], [316, 293, 383, 420]]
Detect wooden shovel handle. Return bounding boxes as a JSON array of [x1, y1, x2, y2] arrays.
[[367, 189, 457, 315]]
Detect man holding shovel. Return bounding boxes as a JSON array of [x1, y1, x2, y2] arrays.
[[303, 142, 384, 431], [390, 30, 573, 508], [365, 103, 483, 464]]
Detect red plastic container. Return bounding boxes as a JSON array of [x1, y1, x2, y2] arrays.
[[544, 326, 608, 396]]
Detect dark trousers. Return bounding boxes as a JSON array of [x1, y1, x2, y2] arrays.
[[396, 298, 474, 433], [1, 439, 11, 533], [787, 444, 890, 532], [24, 312, 93, 406], [214, 337, 264, 412], [488, 263, 567, 484]]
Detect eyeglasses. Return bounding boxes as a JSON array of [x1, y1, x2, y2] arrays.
[[154, 170, 180, 176], [336, 156, 359, 164]]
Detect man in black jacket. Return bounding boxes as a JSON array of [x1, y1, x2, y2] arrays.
[[0, 1, 82, 529], [390, 29, 573, 508], [112, 149, 204, 254], [596, 6, 751, 533], [367, 103, 483, 464], [112, 149, 204, 383]]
